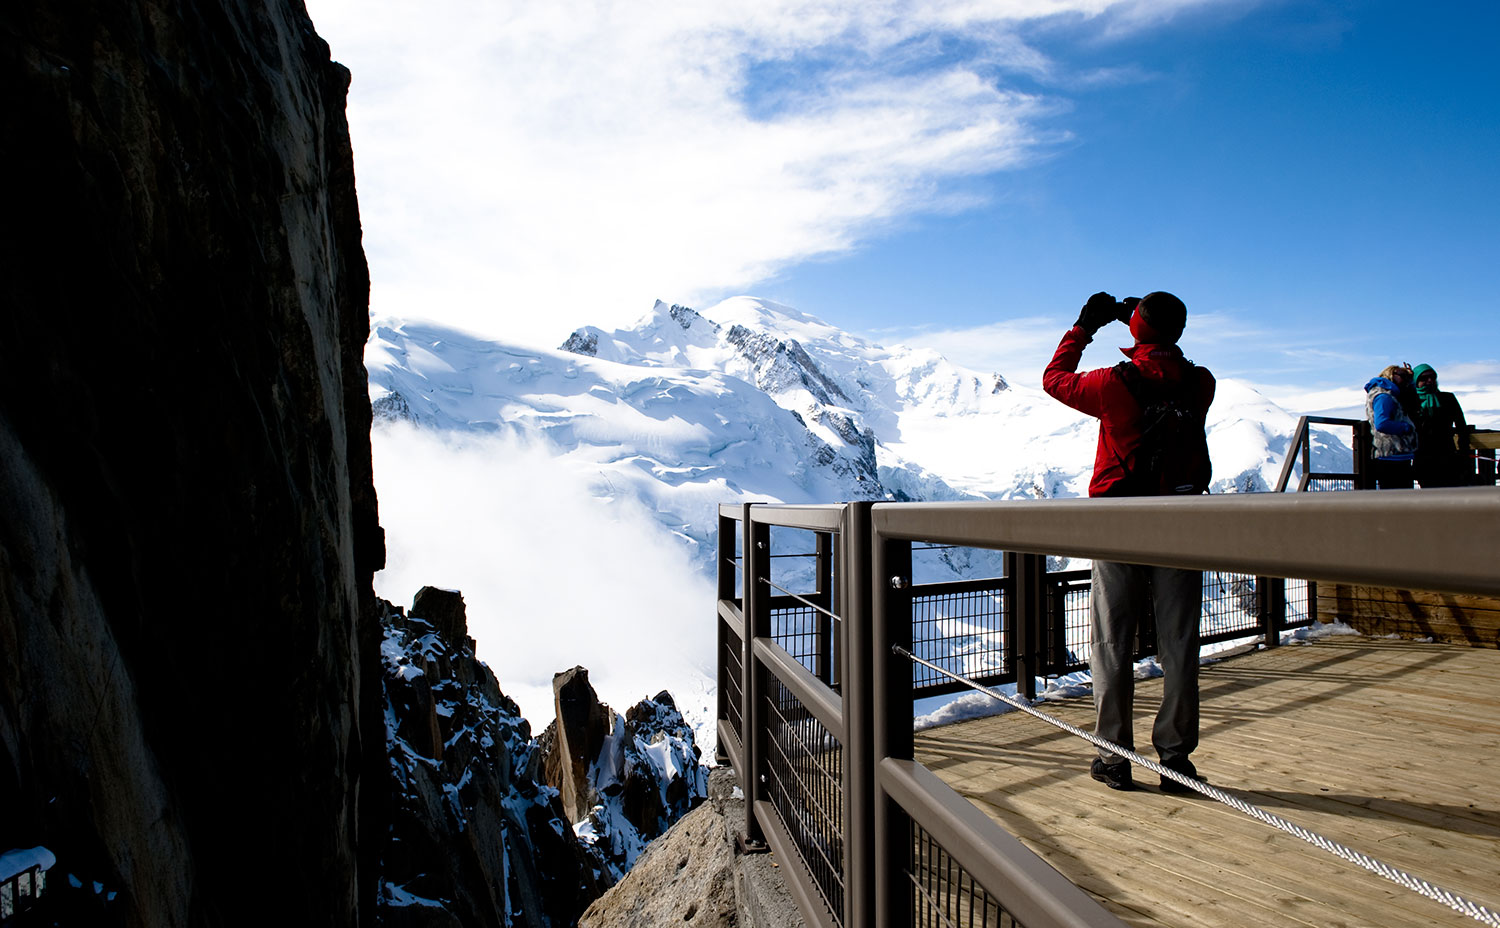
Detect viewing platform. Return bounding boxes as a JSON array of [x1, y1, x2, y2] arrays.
[[714, 488, 1500, 928], [916, 633, 1500, 927]]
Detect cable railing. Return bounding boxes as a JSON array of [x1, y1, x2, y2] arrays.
[[717, 488, 1500, 928]]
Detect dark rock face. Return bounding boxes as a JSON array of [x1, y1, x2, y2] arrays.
[[0, 1, 383, 925], [380, 598, 606, 928], [560, 330, 600, 357], [545, 667, 616, 824], [540, 673, 708, 883]]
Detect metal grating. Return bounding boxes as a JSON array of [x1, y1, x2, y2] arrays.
[[1201, 571, 1260, 642], [772, 599, 838, 686], [722, 621, 744, 740], [910, 581, 1011, 696], [763, 672, 845, 926], [908, 820, 1022, 928], [1284, 578, 1313, 628], [1, 866, 47, 922], [1049, 572, 1093, 675]]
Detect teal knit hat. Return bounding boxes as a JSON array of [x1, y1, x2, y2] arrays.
[[1412, 364, 1442, 412]]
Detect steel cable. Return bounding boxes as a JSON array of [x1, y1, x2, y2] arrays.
[[894, 645, 1500, 928], [723, 557, 843, 624]]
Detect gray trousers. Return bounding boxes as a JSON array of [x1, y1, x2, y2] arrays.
[[1090, 560, 1201, 765]]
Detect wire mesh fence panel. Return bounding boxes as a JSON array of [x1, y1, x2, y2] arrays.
[[722, 623, 744, 742], [1284, 578, 1313, 628], [909, 581, 1011, 697], [1, 868, 46, 921], [771, 599, 838, 686], [1200, 571, 1260, 642], [907, 820, 1023, 928], [763, 673, 845, 926], [1047, 572, 1093, 675]]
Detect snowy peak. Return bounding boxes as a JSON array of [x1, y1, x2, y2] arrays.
[[368, 295, 1351, 576], [560, 300, 723, 369]]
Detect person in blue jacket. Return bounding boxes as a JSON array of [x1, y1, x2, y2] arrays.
[[1364, 364, 1417, 489]]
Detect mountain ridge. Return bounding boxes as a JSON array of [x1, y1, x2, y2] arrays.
[[368, 296, 1344, 531], [364, 296, 1349, 747]]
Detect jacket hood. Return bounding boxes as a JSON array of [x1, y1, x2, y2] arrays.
[[1365, 376, 1399, 393]]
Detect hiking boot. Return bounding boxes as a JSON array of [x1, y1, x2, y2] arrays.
[[1090, 758, 1133, 791], [1159, 756, 1206, 794]]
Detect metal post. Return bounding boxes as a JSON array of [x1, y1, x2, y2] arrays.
[[815, 530, 833, 684], [872, 530, 913, 928], [1257, 576, 1286, 649], [1354, 421, 1374, 489], [741, 504, 768, 850], [1008, 552, 1046, 700], [1047, 571, 1067, 679], [1300, 420, 1312, 488], [716, 510, 737, 765], [841, 502, 874, 928]]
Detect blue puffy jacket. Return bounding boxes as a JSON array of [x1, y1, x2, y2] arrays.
[[1363, 377, 1416, 461]]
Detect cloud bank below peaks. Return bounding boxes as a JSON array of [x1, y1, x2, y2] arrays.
[[306, 0, 1240, 345]]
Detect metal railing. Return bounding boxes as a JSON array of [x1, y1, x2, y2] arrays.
[[717, 488, 1500, 928], [0, 865, 45, 923], [1274, 416, 1369, 492], [1275, 418, 1499, 492]]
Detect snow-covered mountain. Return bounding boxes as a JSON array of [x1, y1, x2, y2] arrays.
[[368, 296, 1342, 569], [363, 296, 1349, 746]]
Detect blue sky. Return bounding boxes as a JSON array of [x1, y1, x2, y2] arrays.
[[306, 0, 1497, 422]]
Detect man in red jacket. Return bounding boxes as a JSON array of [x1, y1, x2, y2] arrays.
[[1043, 291, 1215, 792]]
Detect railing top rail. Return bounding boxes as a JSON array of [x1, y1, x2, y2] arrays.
[[718, 502, 846, 531], [1300, 415, 1366, 426], [870, 487, 1500, 596], [753, 637, 844, 737], [1472, 429, 1500, 451]]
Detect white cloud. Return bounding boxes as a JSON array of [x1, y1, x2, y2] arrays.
[[306, 0, 1242, 348], [874, 315, 1068, 388], [370, 423, 717, 733]]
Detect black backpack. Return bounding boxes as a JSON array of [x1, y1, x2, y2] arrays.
[[1111, 360, 1211, 496]]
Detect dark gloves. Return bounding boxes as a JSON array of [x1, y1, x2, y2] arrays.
[[1074, 292, 1120, 334]]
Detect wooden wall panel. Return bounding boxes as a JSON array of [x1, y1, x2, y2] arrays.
[[1317, 583, 1500, 648]]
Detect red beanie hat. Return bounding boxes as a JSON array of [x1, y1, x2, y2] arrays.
[[1129, 291, 1186, 344]]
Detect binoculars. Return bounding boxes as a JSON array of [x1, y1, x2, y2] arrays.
[[1114, 297, 1142, 325]]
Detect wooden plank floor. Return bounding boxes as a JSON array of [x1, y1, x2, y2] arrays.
[[914, 635, 1500, 928]]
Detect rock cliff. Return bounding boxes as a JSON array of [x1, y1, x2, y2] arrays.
[[379, 590, 710, 926], [379, 590, 605, 927], [1, 0, 383, 924]]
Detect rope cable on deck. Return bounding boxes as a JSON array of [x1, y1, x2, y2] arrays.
[[894, 645, 1500, 928]]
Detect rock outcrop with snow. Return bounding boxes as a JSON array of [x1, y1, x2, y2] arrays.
[[379, 590, 708, 926], [380, 589, 605, 927], [539, 669, 708, 883]]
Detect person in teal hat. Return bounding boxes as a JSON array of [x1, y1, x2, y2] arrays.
[[1410, 364, 1471, 487]]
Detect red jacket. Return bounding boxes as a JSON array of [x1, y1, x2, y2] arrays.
[[1043, 325, 1216, 498]]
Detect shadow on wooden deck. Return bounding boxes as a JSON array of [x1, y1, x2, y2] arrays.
[[914, 634, 1500, 928]]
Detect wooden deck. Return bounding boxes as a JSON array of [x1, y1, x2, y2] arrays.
[[914, 634, 1500, 928]]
